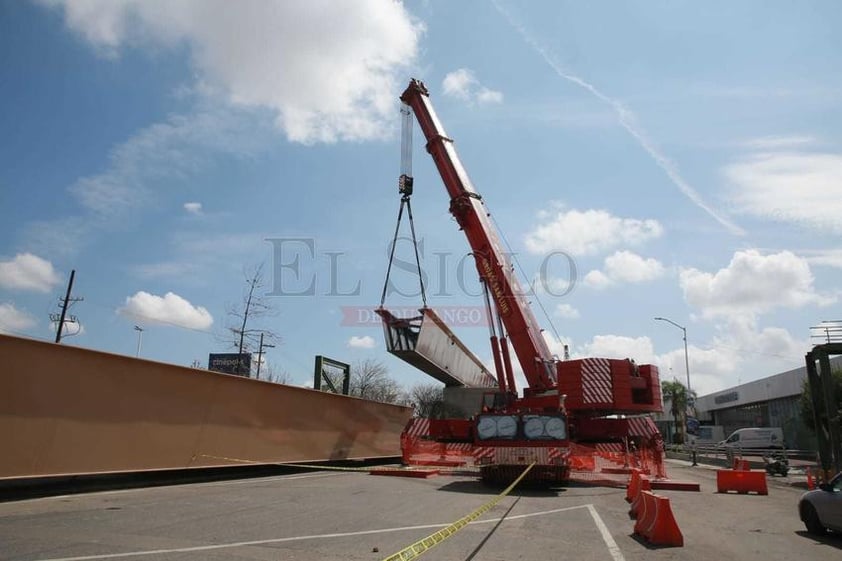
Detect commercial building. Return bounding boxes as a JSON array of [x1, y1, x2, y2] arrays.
[[693, 355, 842, 450]]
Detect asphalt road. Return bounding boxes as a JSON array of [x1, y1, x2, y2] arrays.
[[0, 461, 839, 561]]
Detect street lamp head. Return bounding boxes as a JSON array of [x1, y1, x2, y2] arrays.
[[654, 315, 691, 394], [654, 316, 685, 331], [134, 325, 143, 332]]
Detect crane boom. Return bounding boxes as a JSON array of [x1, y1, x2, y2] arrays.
[[400, 79, 556, 391], [390, 78, 665, 485]]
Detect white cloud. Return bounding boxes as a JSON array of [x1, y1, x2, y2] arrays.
[[525, 208, 663, 256], [476, 88, 504, 104], [0, 303, 37, 333], [184, 202, 203, 215], [583, 269, 612, 289], [0, 253, 61, 292], [604, 251, 665, 283], [581, 334, 657, 363], [585, 251, 665, 289], [802, 249, 842, 269], [725, 144, 842, 233], [347, 335, 376, 349], [442, 69, 503, 105], [555, 303, 580, 319], [680, 250, 834, 320], [46, 0, 423, 144], [118, 291, 213, 330], [653, 344, 737, 396], [740, 135, 816, 150]]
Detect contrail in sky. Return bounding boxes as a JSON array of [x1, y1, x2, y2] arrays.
[[492, 1, 745, 236]]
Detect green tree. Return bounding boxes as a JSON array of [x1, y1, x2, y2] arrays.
[[661, 380, 696, 444], [799, 367, 842, 433]]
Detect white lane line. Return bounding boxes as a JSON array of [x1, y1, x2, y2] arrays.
[[587, 504, 627, 561], [30, 504, 592, 561]]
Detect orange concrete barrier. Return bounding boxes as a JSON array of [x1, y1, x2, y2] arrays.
[[634, 491, 684, 547], [716, 469, 768, 495], [626, 468, 643, 502], [732, 458, 750, 471], [628, 476, 652, 519], [633, 491, 657, 536]]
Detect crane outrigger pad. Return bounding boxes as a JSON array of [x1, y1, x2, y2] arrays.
[[376, 307, 497, 388]]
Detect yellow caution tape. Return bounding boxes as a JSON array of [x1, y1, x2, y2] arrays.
[[197, 454, 436, 473], [380, 463, 535, 561]]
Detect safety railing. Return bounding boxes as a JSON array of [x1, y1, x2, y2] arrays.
[[665, 444, 818, 470]]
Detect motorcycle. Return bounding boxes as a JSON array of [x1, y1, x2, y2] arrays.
[[762, 451, 789, 477]]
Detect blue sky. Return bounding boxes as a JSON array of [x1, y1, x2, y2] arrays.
[[1, 0, 840, 395]]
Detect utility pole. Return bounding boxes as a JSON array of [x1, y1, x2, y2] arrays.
[[51, 269, 83, 343], [134, 325, 144, 357], [255, 332, 275, 380]]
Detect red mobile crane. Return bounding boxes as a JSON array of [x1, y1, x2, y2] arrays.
[[380, 79, 665, 483]]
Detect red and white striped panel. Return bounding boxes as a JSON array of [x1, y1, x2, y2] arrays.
[[548, 447, 570, 461], [626, 416, 658, 437], [445, 442, 473, 453], [593, 442, 625, 453], [581, 358, 613, 404], [403, 417, 431, 439], [473, 446, 495, 462]]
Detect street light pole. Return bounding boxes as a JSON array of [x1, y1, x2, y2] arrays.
[[654, 316, 691, 394], [134, 325, 144, 358], [655, 316, 696, 464]]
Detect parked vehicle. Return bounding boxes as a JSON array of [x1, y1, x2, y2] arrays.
[[799, 471, 842, 534], [717, 427, 785, 450], [762, 451, 789, 477], [693, 425, 724, 445]]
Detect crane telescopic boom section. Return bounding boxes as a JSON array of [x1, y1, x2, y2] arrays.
[[400, 79, 556, 392]]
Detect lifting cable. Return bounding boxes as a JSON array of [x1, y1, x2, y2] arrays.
[[379, 193, 428, 309], [380, 102, 427, 309]]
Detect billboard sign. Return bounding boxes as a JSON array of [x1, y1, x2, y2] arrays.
[[208, 353, 251, 377]]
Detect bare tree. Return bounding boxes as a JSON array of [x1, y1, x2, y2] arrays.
[[349, 359, 406, 404], [409, 383, 444, 418], [257, 360, 292, 385], [220, 264, 281, 373]]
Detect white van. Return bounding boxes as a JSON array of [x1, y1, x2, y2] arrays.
[[718, 427, 785, 449]]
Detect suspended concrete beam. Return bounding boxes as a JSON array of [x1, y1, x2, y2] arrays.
[[377, 307, 497, 388]]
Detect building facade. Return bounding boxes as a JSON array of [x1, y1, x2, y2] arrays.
[[693, 356, 842, 450]]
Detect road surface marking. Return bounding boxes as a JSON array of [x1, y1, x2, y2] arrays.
[[30, 505, 592, 561], [587, 504, 627, 561]]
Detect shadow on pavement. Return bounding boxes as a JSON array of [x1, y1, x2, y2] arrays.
[[795, 530, 842, 548]]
